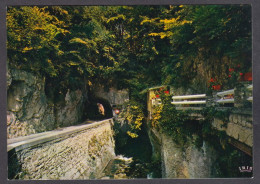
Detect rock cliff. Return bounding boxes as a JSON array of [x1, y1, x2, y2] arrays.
[[148, 127, 217, 178], [7, 69, 87, 138]]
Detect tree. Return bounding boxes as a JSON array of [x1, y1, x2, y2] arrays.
[[7, 6, 69, 76], [147, 5, 251, 91], [7, 5, 252, 100]]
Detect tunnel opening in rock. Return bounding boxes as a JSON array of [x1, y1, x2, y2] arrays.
[[85, 96, 113, 120]]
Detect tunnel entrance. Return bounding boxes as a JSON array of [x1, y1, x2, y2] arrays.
[[85, 96, 113, 120]]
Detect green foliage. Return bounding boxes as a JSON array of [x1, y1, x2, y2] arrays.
[[195, 107, 251, 177], [151, 93, 191, 144], [7, 5, 251, 121], [7, 5, 251, 98], [7, 7, 69, 77], [150, 93, 232, 150], [7, 6, 68, 52], [119, 100, 145, 138], [200, 107, 231, 129], [7, 6, 252, 177], [151, 5, 251, 89], [156, 103, 252, 177], [189, 107, 230, 150]]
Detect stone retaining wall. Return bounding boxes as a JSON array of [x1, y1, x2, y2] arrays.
[[8, 119, 115, 180], [212, 111, 253, 147]]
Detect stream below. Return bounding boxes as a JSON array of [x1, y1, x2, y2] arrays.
[[101, 123, 161, 179]]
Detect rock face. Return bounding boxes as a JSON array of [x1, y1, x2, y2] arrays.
[[93, 85, 129, 105], [55, 89, 86, 128], [148, 128, 217, 178], [7, 69, 87, 138], [160, 134, 217, 178], [9, 119, 115, 179]]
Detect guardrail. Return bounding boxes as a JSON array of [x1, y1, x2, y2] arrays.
[[171, 94, 206, 111], [7, 119, 113, 152], [151, 84, 252, 109], [216, 89, 234, 104], [171, 94, 206, 105]]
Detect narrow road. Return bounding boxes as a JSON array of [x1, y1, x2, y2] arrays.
[[7, 119, 107, 152]]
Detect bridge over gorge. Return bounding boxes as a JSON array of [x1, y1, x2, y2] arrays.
[[147, 84, 253, 156]]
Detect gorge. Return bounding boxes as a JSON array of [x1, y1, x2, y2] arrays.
[[6, 5, 252, 180], [7, 69, 252, 179]]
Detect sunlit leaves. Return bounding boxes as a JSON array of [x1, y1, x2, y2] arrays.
[[120, 100, 145, 138], [7, 6, 69, 51], [7, 5, 251, 97], [107, 14, 126, 23]]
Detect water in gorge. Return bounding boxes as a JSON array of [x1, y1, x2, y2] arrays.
[[101, 123, 161, 179]]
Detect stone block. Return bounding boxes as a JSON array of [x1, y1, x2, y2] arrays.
[[237, 115, 242, 124], [232, 114, 238, 124], [212, 119, 225, 131], [41, 174, 49, 180], [226, 123, 240, 140], [245, 135, 253, 147], [245, 122, 252, 128], [229, 114, 233, 122], [72, 171, 81, 179], [226, 122, 253, 147], [246, 115, 253, 123], [239, 116, 247, 127], [238, 128, 253, 147]]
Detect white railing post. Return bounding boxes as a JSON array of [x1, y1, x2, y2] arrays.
[[216, 89, 235, 105]]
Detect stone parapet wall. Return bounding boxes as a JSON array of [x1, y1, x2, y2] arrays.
[[212, 111, 253, 147], [8, 119, 115, 180]]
